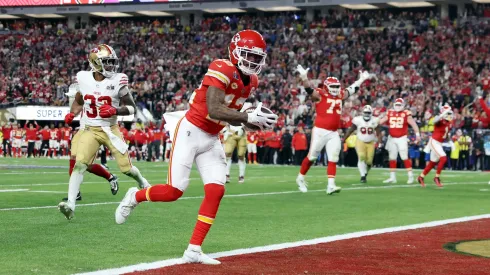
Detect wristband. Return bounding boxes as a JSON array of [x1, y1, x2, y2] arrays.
[[126, 106, 135, 115], [416, 133, 420, 137]]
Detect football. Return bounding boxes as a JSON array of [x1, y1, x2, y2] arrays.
[[242, 105, 275, 131]]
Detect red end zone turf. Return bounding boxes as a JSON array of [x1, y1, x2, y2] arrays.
[[127, 219, 490, 275]]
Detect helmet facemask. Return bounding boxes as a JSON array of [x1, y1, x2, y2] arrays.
[[327, 84, 341, 96], [90, 56, 119, 78], [394, 103, 404, 112], [232, 47, 267, 75], [363, 110, 372, 121]]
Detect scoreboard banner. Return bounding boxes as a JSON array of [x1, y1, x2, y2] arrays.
[[0, 0, 191, 7]]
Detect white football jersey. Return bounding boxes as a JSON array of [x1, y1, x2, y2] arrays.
[[229, 125, 245, 137], [352, 116, 379, 143], [76, 71, 129, 127]]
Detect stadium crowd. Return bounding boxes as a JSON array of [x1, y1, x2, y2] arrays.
[[1, 5, 490, 170]]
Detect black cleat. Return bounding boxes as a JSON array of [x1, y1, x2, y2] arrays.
[[360, 176, 367, 184], [62, 192, 82, 201], [109, 174, 119, 195]]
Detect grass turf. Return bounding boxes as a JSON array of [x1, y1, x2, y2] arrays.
[[0, 158, 489, 275]]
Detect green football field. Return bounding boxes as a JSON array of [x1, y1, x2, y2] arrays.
[[0, 158, 489, 275]]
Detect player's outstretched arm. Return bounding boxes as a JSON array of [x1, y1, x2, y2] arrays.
[[343, 71, 373, 100], [207, 86, 249, 123], [344, 124, 357, 140], [378, 115, 388, 125], [296, 65, 321, 102]]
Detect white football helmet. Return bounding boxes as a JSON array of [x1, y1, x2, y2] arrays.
[[362, 105, 373, 121], [394, 98, 405, 112]]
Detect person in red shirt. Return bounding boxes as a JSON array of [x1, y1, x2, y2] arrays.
[[145, 127, 155, 161], [59, 124, 72, 157], [134, 128, 149, 161], [262, 129, 274, 164], [39, 125, 51, 157], [296, 65, 371, 194], [246, 131, 258, 164], [256, 130, 265, 164], [151, 127, 163, 162], [24, 120, 39, 158], [48, 124, 60, 158], [418, 105, 453, 187], [292, 127, 308, 165], [268, 130, 282, 164], [1, 121, 12, 157]]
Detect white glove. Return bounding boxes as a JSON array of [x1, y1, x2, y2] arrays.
[[358, 70, 372, 82], [296, 65, 310, 81], [247, 102, 278, 130]]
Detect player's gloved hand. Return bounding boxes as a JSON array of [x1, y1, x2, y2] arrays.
[[64, 112, 75, 125], [296, 65, 310, 81], [358, 70, 372, 82], [247, 102, 278, 130], [99, 105, 117, 118]]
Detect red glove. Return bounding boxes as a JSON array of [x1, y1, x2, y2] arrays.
[[65, 112, 75, 125], [99, 104, 117, 118]]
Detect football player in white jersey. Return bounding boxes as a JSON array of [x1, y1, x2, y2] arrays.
[[344, 105, 381, 183], [224, 125, 247, 183], [58, 44, 150, 220]]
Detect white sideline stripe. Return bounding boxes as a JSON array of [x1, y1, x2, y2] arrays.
[[0, 181, 486, 212], [0, 189, 29, 192], [74, 213, 490, 275], [28, 191, 67, 194]]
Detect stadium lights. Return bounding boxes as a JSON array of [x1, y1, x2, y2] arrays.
[[256, 6, 301, 12], [388, 2, 435, 7], [340, 4, 379, 10], [25, 14, 65, 18], [136, 11, 173, 16], [90, 12, 133, 17], [203, 8, 246, 13], [0, 15, 20, 19]]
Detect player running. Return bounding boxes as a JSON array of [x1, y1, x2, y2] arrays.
[[344, 105, 380, 183], [295, 65, 373, 194], [417, 104, 453, 187], [58, 44, 150, 220], [225, 125, 247, 183], [378, 98, 420, 184], [115, 30, 277, 265]]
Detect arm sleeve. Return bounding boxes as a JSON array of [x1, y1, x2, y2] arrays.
[[117, 73, 130, 98]]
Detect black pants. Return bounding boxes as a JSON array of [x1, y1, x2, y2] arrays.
[[2, 139, 11, 157], [262, 146, 270, 164], [282, 147, 292, 165], [27, 141, 35, 158], [268, 148, 278, 164], [294, 149, 307, 165], [459, 150, 470, 170], [346, 148, 358, 167], [40, 140, 49, 157], [147, 140, 160, 161], [100, 146, 107, 165], [257, 146, 264, 164], [451, 158, 458, 170]]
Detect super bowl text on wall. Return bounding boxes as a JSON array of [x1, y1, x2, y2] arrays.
[[36, 109, 66, 120]]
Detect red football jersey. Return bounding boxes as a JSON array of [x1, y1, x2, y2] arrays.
[[387, 109, 411, 138], [40, 129, 50, 140], [186, 59, 258, 135], [11, 129, 23, 139], [247, 132, 258, 143], [314, 88, 344, 131], [432, 120, 451, 142], [61, 128, 71, 141], [49, 129, 59, 140]]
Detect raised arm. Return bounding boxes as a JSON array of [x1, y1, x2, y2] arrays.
[[407, 115, 421, 143], [343, 70, 373, 100], [296, 65, 321, 102]]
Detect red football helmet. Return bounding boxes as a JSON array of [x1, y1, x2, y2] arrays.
[[323, 77, 341, 96], [394, 98, 405, 112], [440, 104, 453, 121], [229, 30, 267, 75]]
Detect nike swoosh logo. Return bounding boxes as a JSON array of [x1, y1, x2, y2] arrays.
[[216, 64, 222, 67]]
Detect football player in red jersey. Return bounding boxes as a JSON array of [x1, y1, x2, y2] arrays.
[[417, 105, 453, 187], [379, 98, 421, 184], [247, 131, 258, 164], [295, 65, 373, 194], [115, 30, 278, 264], [60, 124, 72, 157], [48, 124, 60, 158]]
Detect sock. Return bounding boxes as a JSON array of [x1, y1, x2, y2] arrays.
[[328, 177, 336, 188], [253, 153, 257, 162], [12, 148, 17, 157], [87, 163, 112, 180], [238, 159, 245, 177], [436, 156, 447, 177], [247, 153, 252, 163], [358, 161, 366, 176], [124, 166, 150, 188], [421, 161, 436, 177], [389, 160, 397, 171], [226, 157, 232, 175], [136, 184, 183, 203], [190, 184, 225, 246], [327, 161, 337, 178], [299, 157, 313, 175], [69, 159, 76, 176], [403, 159, 412, 170], [67, 163, 87, 210]]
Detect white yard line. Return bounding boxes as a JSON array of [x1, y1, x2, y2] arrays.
[[0, 181, 485, 212], [74, 213, 490, 275], [0, 189, 29, 193]]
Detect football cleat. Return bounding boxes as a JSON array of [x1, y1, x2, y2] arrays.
[[62, 192, 82, 201], [115, 187, 139, 224], [238, 176, 244, 184], [360, 176, 367, 184], [109, 174, 119, 195], [326, 186, 341, 195], [296, 174, 308, 193], [182, 248, 221, 265], [226, 175, 230, 184], [253, 161, 258, 165], [434, 177, 444, 188], [407, 175, 414, 184], [58, 202, 74, 220], [383, 178, 397, 184], [417, 176, 426, 187]]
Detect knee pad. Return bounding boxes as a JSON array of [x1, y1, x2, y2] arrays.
[[308, 156, 317, 162], [204, 183, 225, 201], [74, 162, 87, 173]]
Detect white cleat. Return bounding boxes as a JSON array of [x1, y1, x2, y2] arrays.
[[182, 248, 221, 265], [115, 187, 139, 224], [407, 176, 414, 184], [383, 178, 397, 184], [58, 202, 74, 220], [326, 186, 341, 195], [296, 175, 308, 193]]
